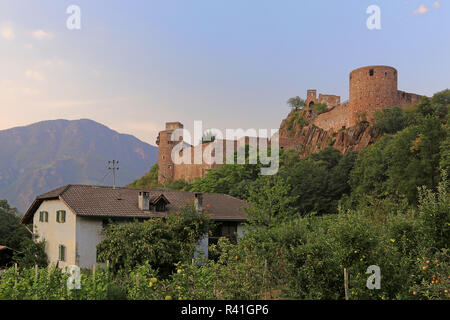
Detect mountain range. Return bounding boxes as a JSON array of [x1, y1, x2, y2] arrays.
[[0, 119, 158, 213]]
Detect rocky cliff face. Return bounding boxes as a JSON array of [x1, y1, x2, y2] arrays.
[[279, 109, 382, 157]]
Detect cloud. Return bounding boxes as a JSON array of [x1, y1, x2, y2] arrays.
[[25, 70, 45, 81], [434, 1, 440, 8], [25, 43, 33, 49], [413, 4, 429, 14], [1, 27, 15, 40], [22, 88, 40, 95], [32, 29, 53, 40]]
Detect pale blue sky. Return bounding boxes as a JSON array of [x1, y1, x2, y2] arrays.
[[0, 0, 448, 145]]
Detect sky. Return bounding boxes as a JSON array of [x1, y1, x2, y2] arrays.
[[0, 0, 449, 146]]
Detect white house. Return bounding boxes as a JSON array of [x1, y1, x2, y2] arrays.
[[21, 185, 248, 268]]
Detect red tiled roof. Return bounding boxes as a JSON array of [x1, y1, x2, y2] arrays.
[[21, 185, 248, 224]]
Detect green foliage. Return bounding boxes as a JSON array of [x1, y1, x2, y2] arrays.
[[279, 148, 357, 215], [166, 179, 192, 191], [285, 110, 309, 133], [245, 175, 298, 227], [374, 106, 408, 134], [417, 90, 449, 121], [417, 172, 449, 250], [0, 265, 123, 300], [440, 123, 450, 172], [1, 174, 448, 300], [350, 114, 447, 205], [287, 96, 305, 111], [0, 200, 34, 267], [128, 163, 159, 189], [12, 238, 48, 268], [96, 205, 210, 276], [188, 148, 263, 199]]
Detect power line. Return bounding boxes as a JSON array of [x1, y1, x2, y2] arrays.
[[99, 171, 111, 185]]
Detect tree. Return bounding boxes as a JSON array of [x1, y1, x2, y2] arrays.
[[374, 106, 408, 134], [287, 96, 305, 111], [97, 205, 210, 275], [0, 200, 30, 267], [128, 163, 159, 189], [279, 148, 357, 215], [12, 238, 48, 268], [350, 115, 446, 205]]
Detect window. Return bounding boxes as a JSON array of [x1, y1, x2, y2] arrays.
[[56, 210, 66, 223], [102, 219, 117, 229], [39, 211, 48, 222], [155, 202, 166, 212], [369, 69, 374, 76], [210, 222, 238, 244], [58, 245, 66, 262]]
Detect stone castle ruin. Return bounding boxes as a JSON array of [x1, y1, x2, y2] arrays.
[[157, 65, 423, 184], [309, 65, 423, 131]]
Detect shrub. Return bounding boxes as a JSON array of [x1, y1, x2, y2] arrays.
[[96, 205, 210, 275]]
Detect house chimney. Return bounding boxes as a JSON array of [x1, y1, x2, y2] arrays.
[[138, 191, 150, 211], [194, 193, 203, 212]]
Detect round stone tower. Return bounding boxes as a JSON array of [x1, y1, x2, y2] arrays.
[[349, 66, 399, 125]]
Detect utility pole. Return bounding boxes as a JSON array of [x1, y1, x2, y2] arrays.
[[108, 160, 119, 189]]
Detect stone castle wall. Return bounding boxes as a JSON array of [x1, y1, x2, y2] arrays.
[[312, 103, 350, 131], [310, 66, 423, 131], [157, 66, 424, 183]]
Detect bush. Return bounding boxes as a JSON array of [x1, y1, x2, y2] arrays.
[[96, 205, 210, 275], [313, 103, 328, 114], [374, 106, 408, 134]]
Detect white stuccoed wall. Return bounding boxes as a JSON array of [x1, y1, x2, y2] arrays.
[[33, 200, 76, 269], [75, 217, 104, 268]]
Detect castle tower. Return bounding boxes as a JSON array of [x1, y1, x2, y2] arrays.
[[305, 89, 318, 108], [349, 65, 399, 125], [156, 122, 183, 185]]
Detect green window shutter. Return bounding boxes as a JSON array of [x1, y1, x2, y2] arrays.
[[45, 211, 48, 222], [39, 212, 43, 222], [56, 211, 59, 223], [59, 245, 66, 261], [62, 211, 66, 223]]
